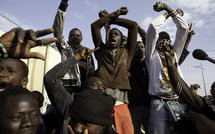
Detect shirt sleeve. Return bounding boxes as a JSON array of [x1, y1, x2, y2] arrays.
[[44, 56, 77, 120], [172, 14, 189, 59], [145, 15, 167, 62], [52, 8, 67, 53]]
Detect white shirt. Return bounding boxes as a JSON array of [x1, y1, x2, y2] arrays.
[[145, 14, 189, 96]]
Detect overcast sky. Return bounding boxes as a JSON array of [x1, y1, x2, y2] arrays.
[[0, 0, 215, 96]]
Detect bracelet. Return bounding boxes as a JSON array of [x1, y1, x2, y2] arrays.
[[0, 40, 8, 58], [169, 10, 178, 18], [163, 13, 169, 19]]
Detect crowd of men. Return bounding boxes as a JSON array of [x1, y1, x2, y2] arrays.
[[0, 1, 215, 134]]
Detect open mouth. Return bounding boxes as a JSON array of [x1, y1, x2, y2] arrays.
[[0, 82, 7, 91]]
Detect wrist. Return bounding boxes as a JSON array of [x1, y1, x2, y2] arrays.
[[169, 10, 178, 18], [163, 12, 169, 19], [0, 40, 8, 58], [74, 54, 82, 61]]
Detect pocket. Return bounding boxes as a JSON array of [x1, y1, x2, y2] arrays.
[[150, 99, 164, 110]]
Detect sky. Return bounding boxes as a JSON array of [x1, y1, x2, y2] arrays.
[[0, 0, 215, 97]]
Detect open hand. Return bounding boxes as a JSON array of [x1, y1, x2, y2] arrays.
[[0, 27, 57, 60]]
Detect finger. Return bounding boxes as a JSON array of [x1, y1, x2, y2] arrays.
[[16, 28, 25, 44], [89, 47, 100, 55], [35, 28, 54, 38], [35, 38, 57, 46], [25, 29, 36, 41], [83, 129, 88, 134], [189, 23, 193, 30], [25, 52, 46, 60], [68, 125, 75, 134]]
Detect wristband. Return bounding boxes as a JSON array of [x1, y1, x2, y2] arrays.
[[0, 40, 8, 58], [169, 10, 178, 18], [163, 13, 169, 19]]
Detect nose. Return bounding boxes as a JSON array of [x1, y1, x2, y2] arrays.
[[20, 116, 33, 128], [98, 84, 104, 91]]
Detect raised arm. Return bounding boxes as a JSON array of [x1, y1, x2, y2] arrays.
[[145, 2, 169, 61], [138, 26, 147, 44], [178, 23, 195, 65], [44, 47, 98, 119], [44, 56, 76, 119], [52, 0, 68, 53], [163, 47, 204, 112], [91, 7, 128, 48]]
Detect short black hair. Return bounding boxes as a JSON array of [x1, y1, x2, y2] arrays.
[[159, 31, 170, 40], [0, 86, 37, 110], [32, 91, 44, 108], [69, 28, 82, 37], [0, 58, 28, 77], [17, 59, 28, 77], [82, 75, 101, 91], [211, 81, 215, 89]]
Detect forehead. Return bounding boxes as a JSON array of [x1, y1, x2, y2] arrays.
[[88, 77, 102, 84], [110, 29, 121, 34], [0, 59, 22, 68], [136, 42, 144, 47], [70, 29, 82, 35], [3, 94, 38, 113]]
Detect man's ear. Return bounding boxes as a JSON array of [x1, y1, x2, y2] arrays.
[[21, 77, 28, 87]]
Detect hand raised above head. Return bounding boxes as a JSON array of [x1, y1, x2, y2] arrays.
[[0, 27, 57, 60], [99, 10, 109, 18], [153, 2, 166, 12], [75, 47, 100, 61], [114, 7, 128, 16], [61, 0, 68, 4]]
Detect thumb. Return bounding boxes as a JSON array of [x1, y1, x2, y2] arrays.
[[68, 125, 74, 134]]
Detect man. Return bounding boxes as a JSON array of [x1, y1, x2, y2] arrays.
[[52, 0, 95, 92], [0, 86, 40, 134], [145, 2, 189, 134], [128, 26, 151, 134], [91, 7, 138, 134], [44, 47, 116, 134]]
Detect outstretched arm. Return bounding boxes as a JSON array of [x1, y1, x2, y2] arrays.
[[52, 0, 68, 53], [91, 7, 128, 48]]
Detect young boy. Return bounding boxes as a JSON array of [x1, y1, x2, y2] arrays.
[[0, 58, 28, 91]]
